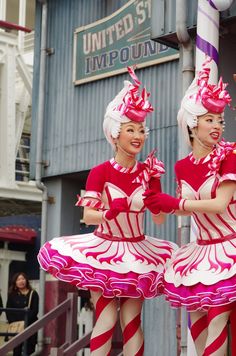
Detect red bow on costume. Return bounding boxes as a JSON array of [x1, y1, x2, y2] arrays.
[[75, 195, 105, 210], [133, 150, 165, 189], [207, 140, 236, 176]]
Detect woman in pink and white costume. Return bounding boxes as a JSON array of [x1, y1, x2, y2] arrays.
[[143, 60, 236, 356], [38, 67, 177, 356]]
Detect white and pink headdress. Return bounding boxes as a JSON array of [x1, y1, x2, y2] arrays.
[[103, 66, 154, 148], [177, 58, 232, 145]]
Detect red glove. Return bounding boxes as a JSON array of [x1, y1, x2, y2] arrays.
[[143, 190, 186, 214], [103, 198, 129, 221], [142, 190, 161, 214]]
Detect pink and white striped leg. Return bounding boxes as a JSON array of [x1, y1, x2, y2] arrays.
[[230, 303, 236, 355], [203, 304, 233, 356], [90, 290, 118, 356], [120, 297, 144, 356], [190, 311, 208, 356]]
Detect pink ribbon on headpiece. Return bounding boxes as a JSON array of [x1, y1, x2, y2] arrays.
[[192, 58, 232, 113], [207, 140, 236, 176], [116, 66, 154, 122], [133, 150, 165, 189], [127, 65, 141, 86]]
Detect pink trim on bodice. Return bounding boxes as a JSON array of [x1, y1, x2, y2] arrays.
[[197, 232, 236, 245], [181, 174, 236, 242], [94, 229, 145, 242]]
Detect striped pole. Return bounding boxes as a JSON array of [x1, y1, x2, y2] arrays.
[[196, 0, 234, 83]]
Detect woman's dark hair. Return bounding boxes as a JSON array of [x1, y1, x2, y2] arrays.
[[187, 126, 194, 143], [8, 272, 32, 294]]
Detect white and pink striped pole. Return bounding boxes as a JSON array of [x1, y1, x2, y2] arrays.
[[196, 0, 234, 83]]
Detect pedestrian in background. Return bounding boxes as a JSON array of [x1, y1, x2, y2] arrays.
[[6, 272, 39, 356]]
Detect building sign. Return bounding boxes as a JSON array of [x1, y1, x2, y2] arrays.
[[73, 0, 178, 85]]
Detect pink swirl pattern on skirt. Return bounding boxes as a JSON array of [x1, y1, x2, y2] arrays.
[[38, 233, 177, 299], [164, 236, 236, 310], [165, 274, 236, 311], [39, 243, 163, 298]]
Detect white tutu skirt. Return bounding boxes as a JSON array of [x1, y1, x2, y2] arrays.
[[164, 235, 236, 311], [38, 232, 177, 299]]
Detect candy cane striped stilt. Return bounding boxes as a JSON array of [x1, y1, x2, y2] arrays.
[[190, 312, 208, 355], [230, 306, 236, 355], [122, 314, 144, 356], [90, 291, 117, 356], [120, 298, 144, 356], [203, 304, 233, 356]]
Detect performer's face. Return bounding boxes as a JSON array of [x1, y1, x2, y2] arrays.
[[193, 112, 224, 147], [116, 121, 146, 155]]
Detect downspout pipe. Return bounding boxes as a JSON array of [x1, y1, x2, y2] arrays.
[[176, 0, 195, 158], [176, 0, 195, 86], [35, 0, 48, 354], [176, 1, 194, 356]]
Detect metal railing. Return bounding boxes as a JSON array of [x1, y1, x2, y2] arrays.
[[0, 293, 124, 356], [50, 335, 123, 356], [0, 306, 30, 356], [0, 293, 78, 356]]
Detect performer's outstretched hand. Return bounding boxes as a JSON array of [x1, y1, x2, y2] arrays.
[[103, 197, 129, 220], [143, 190, 186, 214], [142, 190, 161, 214]]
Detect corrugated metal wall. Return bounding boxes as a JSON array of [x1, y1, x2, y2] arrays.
[[151, 0, 197, 39], [32, 1, 181, 355], [151, 0, 236, 41], [41, 62, 180, 178], [31, 0, 129, 178], [31, 0, 180, 180]]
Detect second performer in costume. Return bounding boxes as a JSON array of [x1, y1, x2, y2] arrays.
[[143, 59, 236, 356]]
